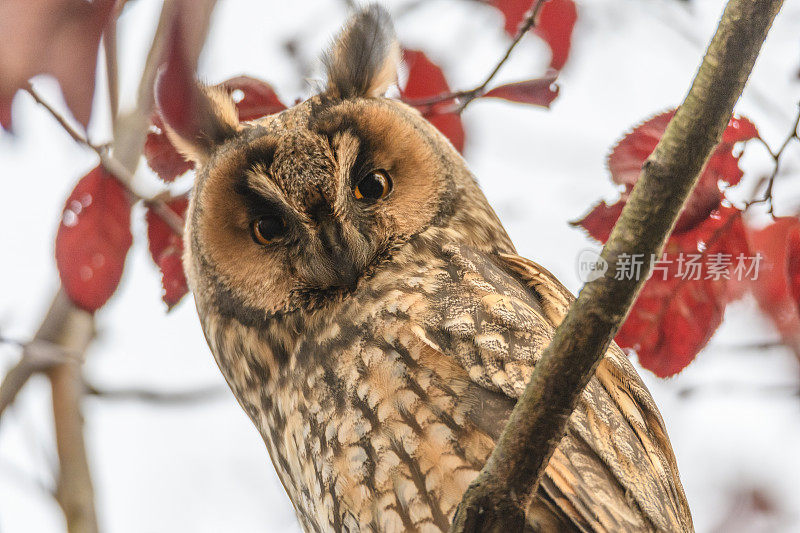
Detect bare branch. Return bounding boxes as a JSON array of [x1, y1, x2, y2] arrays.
[[113, 0, 217, 172], [84, 382, 226, 405], [0, 340, 80, 420], [24, 85, 185, 236], [402, 0, 547, 113], [21, 290, 97, 533], [104, 14, 120, 128], [10, 4, 218, 532], [451, 0, 785, 530], [744, 102, 800, 214]]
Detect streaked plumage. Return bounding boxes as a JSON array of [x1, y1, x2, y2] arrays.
[[162, 5, 694, 531]]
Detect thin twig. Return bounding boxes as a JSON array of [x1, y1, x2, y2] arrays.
[[24, 85, 186, 236], [744, 102, 800, 214], [0, 340, 81, 419], [29, 290, 98, 533], [676, 381, 799, 399], [104, 15, 120, 128], [725, 340, 785, 351], [402, 0, 547, 113], [84, 382, 226, 405]]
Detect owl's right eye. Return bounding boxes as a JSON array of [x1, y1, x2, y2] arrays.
[[251, 215, 285, 245]]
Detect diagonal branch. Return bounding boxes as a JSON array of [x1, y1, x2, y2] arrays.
[[400, 0, 548, 112], [0, 339, 80, 420], [744, 102, 800, 214], [451, 0, 785, 530], [24, 85, 185, 236]]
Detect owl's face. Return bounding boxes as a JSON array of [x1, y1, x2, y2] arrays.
[[187, 96, 463, 316], [159, 6, 508, 319]]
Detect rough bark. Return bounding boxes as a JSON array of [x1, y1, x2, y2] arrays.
[[451, 0, 785, 530]]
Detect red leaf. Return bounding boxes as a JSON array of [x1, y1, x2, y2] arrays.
[[722, 116, 760, 144], [148, 75, 287, 182], [615, 207, 750, 377], [534, 0, 577, 71], [490, 0, 577, 71], [146, 196, 189, 309], [0, 0, 114, 130], [144, 115, 194, 182], [608, 111, 674, 187], [572, 199, 625, 243], [402, 50, 465, 153], [0, 98, 12, 130], [55, 166, 132, 312], [606, 110, 758, 233], [154, 4, 204, 143], [492, 0, 531, 35], [220, 76, 287, 122], [747, 218, 800, 355], [483, 73, 560, 108]]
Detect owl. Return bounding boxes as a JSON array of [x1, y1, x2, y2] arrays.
[[159, 5, 693, 532]]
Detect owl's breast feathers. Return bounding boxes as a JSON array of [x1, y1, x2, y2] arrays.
[[201, 242, 692, 532]]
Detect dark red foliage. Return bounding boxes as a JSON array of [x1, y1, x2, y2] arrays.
[[147, 75, 288, 182], [615, 207, 749, 377], [490, 0, 577, 71], [402, 49, 465, 153], [594, 110, 760, 235], [0, 0, 114, 130], [219, 75, 286, 122], [144, 115, 194, 183], [483, 73, 560, 108], [154, 4, 205, 147], [747, 218, 800, 353], [55, 166, 132, 312], [146, 196, 190, 309], [573, 200, 625, 243], [576, 111, 760, 376], [534, 0, 577, 70]]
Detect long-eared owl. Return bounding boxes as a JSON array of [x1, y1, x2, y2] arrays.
[[157, 5, 693, 532]]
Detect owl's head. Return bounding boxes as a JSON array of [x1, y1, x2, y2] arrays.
[[160, 5, 509, 319]]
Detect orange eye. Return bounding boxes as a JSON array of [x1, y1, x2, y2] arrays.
[[354, 170, 392, 201], [251, 215, 285, 245]]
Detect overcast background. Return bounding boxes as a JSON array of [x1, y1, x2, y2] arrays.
[[1, 0, 800, 531]]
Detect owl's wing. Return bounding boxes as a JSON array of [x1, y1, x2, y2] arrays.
[[413, 244, 693, 532]]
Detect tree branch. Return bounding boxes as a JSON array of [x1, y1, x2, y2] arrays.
[[744, 102, 800, 214], [84, 382, 225, 405], [0, 4, 218, 532], [0, 339, 80, 420], [24, 85, 186, 236], [32, 291, 97, 533], [451, 0, 784, 530], [401, 0, 547, 113]]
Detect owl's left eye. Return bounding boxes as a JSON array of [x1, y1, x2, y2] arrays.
[[354, 170, 392, 201], [251, 215, 285, 245]]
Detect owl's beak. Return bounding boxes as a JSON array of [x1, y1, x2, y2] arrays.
[[317, 219, 361, 287]]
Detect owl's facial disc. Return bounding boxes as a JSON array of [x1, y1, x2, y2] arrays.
[[293, 189, 377, 289], [170, 4, 494, 317]]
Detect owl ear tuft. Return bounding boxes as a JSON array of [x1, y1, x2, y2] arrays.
[[323, 4, 400, 99], [154, 11, 239, 166]]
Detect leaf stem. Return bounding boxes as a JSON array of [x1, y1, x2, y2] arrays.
[[744, 102, 800, 215], [24, 85, 185, 236], [401, 0, 548, 113]]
